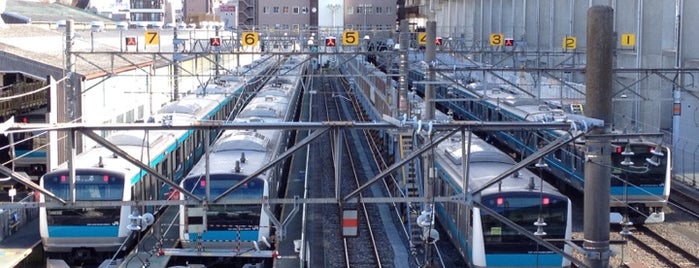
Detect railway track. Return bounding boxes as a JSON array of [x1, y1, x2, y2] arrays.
[[305, 68, 462, 267], [322, 75, 383, 267], [624, 224, 699, 268], [616, 189, 699, 268]]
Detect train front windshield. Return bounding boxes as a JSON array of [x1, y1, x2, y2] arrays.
[[42, 171, 124, 226], [481, 193, 568, 253], [611, 145, 668, 187], [182, 175, 264, 228]]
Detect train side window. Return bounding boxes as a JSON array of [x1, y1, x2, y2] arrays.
[[554, 148, 563, 161]]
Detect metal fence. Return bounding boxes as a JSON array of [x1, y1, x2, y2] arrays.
[[0, 193, 38, 242]]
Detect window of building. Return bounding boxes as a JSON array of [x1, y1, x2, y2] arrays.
[[273, 6, 280, 13], [283, 6, 289, 13], [301, 6, 308, 14], [386, 6, 392, 14], [346, 7, 353, 15], [263, 6, 269, 14], [293, 6, 299, 14]]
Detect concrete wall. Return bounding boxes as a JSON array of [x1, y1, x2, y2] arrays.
[[429, 0, 699, 178]]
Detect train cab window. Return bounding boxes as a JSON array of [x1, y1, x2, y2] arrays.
[[481, 194, 568, 251]]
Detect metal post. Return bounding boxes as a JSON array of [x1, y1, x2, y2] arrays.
[[399, 20, 409, 116], [672, 0, 684, 162], [215, 26, 220, 78], [583, 6, 614, 267], [328, 3, 340, 33], [173, 26, 180, 101], [424, 21, 436, 121], [64, 20, 76, 181], [205, 129, 210, 202], [68, 130, 76, 203], [65, 20, 75, 122], [335, 129, 343, 201]]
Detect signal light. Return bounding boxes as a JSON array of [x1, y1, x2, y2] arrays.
[[60, 175, 66, 183], [496, 197, 504, 206], [200, 180, 206, 187], [435, 37, 442, 46], [210, 37, 221, 47], [125, 36, 137, 46], [103, 175, 109, 182], [542, 197, 550, 205], [325, 37, 336, 47], [615, 146, 622, 153]]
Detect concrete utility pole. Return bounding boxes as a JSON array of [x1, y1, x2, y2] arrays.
[[398, 19, 409, 116], [583, 6, 614, 267], [65, 19, 75, 122], [173, 26, 180, 102], [424, 20, 436, 121]]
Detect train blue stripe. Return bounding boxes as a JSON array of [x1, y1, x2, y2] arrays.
[[611, 186, 664, 195], [189, 230, 259, 242], [48, 226, 119, 237], [486, 253, 563, 266], [13, 150, 46, 158]]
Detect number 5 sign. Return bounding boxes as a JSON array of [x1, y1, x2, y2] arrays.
[[343, 30, 359, 46], [241, 32, 259, 47]]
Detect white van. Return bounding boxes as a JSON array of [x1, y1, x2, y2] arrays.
[[90, 21, 105, 32], [116, 21, 128, 31], [56, 20, 66, 28]]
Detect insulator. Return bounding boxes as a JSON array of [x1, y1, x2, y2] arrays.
[[619, 218, 634, 236], [650, 148, 664, 157], [645, 155, 660, 166], [621, 156, 634, 166], [534, 218, 547, 236]]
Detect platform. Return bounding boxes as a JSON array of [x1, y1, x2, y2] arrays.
[[0, 217, 41, 267]]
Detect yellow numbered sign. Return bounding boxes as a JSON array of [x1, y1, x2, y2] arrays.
[[417, 32, 427, 45], [342, 30, 359, 46], [241, 32, 259, 47], [562, 36, 577, 50], [621, 33, 635, 47], [489, 33, 504, 46], [144, 31, 159, 45]]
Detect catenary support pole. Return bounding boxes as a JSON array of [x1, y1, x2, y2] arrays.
[[583, 5, 614, 267]]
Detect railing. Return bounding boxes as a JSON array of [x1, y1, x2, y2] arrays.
[[668, 130, 699, 190], [0, 193, 39, 242]]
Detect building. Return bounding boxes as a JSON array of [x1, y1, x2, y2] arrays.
[[182, 0, 219, 27], [257, 0, 313, 34], [129, 0, 166, 28], [343, 0, 395, 32]]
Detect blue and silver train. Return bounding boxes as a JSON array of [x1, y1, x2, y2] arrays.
[[404, 55, 671, 224], [38, 57, 277, 264], [433, 130, 573, 267], [175, 56, 307, 265]]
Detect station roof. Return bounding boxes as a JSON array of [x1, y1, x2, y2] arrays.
[[0, 1, 163, 81], [3, 1, 114, 24], [0, 24, 159, 80]]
